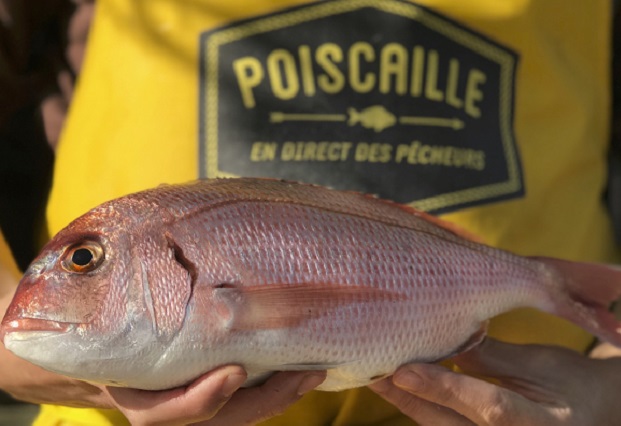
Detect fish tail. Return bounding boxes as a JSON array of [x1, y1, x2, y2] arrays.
[[533, 256, 621, 347]]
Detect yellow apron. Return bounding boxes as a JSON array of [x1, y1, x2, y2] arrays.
[[0, 230, 20, 287], [41, 0, 615, 424]]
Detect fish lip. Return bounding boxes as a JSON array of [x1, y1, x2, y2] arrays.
[[1, 318, 73, 342]]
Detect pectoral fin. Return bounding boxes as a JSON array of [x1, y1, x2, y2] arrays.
[[214, 283, 404, 331]]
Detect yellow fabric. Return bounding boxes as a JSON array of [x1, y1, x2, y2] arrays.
[[0, 229, 21, 290], [34, 406, 129, 426], [41, 0, 614, 424]]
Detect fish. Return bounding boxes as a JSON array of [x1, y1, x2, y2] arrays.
[[347, 105, 396, 132], [2, 178, 621, 391]]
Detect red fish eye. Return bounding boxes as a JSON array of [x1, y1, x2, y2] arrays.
[[62, 242, 104, 273]]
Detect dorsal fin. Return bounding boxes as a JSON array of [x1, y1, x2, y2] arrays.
[[355, 191, 486, 244], [133, 178, 487, 244]]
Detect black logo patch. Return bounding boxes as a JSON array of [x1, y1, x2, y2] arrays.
[[199, 0, 523, 213]]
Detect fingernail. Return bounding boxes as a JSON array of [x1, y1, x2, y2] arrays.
[[222, 373, 246, 397], [297, 373, 326, 396], [393, 370, 424, 393]]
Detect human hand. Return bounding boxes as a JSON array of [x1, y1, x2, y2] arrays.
[[2, 343, 324, 424], [369, 338, 621, 425], [2, 345, 325, 425], [103, 367, 326, 426], [0, 286, 113, 407], [41, 0, 95, 150]]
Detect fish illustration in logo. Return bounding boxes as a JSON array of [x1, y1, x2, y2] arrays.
[[347, 106, 396, 132]]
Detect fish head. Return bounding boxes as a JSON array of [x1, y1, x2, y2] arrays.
[[0, 199, 184, 385]]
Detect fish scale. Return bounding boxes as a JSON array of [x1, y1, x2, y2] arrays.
[[3, 178, 621, 391], [165, 200, 539, 389]]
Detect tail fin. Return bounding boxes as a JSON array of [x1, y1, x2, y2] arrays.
[[533, 257, 621, 347], [347, 108, 360, 126]]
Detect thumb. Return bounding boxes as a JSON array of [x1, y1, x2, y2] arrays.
[[389, 362, 539, 425]]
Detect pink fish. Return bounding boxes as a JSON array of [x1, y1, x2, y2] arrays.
[[2, 178, 621, 391]]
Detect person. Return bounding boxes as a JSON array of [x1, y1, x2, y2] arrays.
[[3, 0, 621, 424]]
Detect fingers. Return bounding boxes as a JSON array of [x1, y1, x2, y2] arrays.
[[105, 365, 247, 426], [387, 363, 556, 426], [66, 0, 94, 74], [204, 370, 326, 426], [454, 338, 583, 390], [369, 376, 475, 426], [370, 341, 603, 425], [40, 94, 68, 150], [455, 338, 615, 407], [107, 367, 326, 426]]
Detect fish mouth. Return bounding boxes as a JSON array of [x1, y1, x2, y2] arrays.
[[1, 318, 73, 343]]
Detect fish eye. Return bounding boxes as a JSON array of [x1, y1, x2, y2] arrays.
[[62, 241, 104, 273], [72, 248, 93, 266]]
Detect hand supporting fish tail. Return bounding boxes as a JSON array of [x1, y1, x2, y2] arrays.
[[370, 338, 621, 425]]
